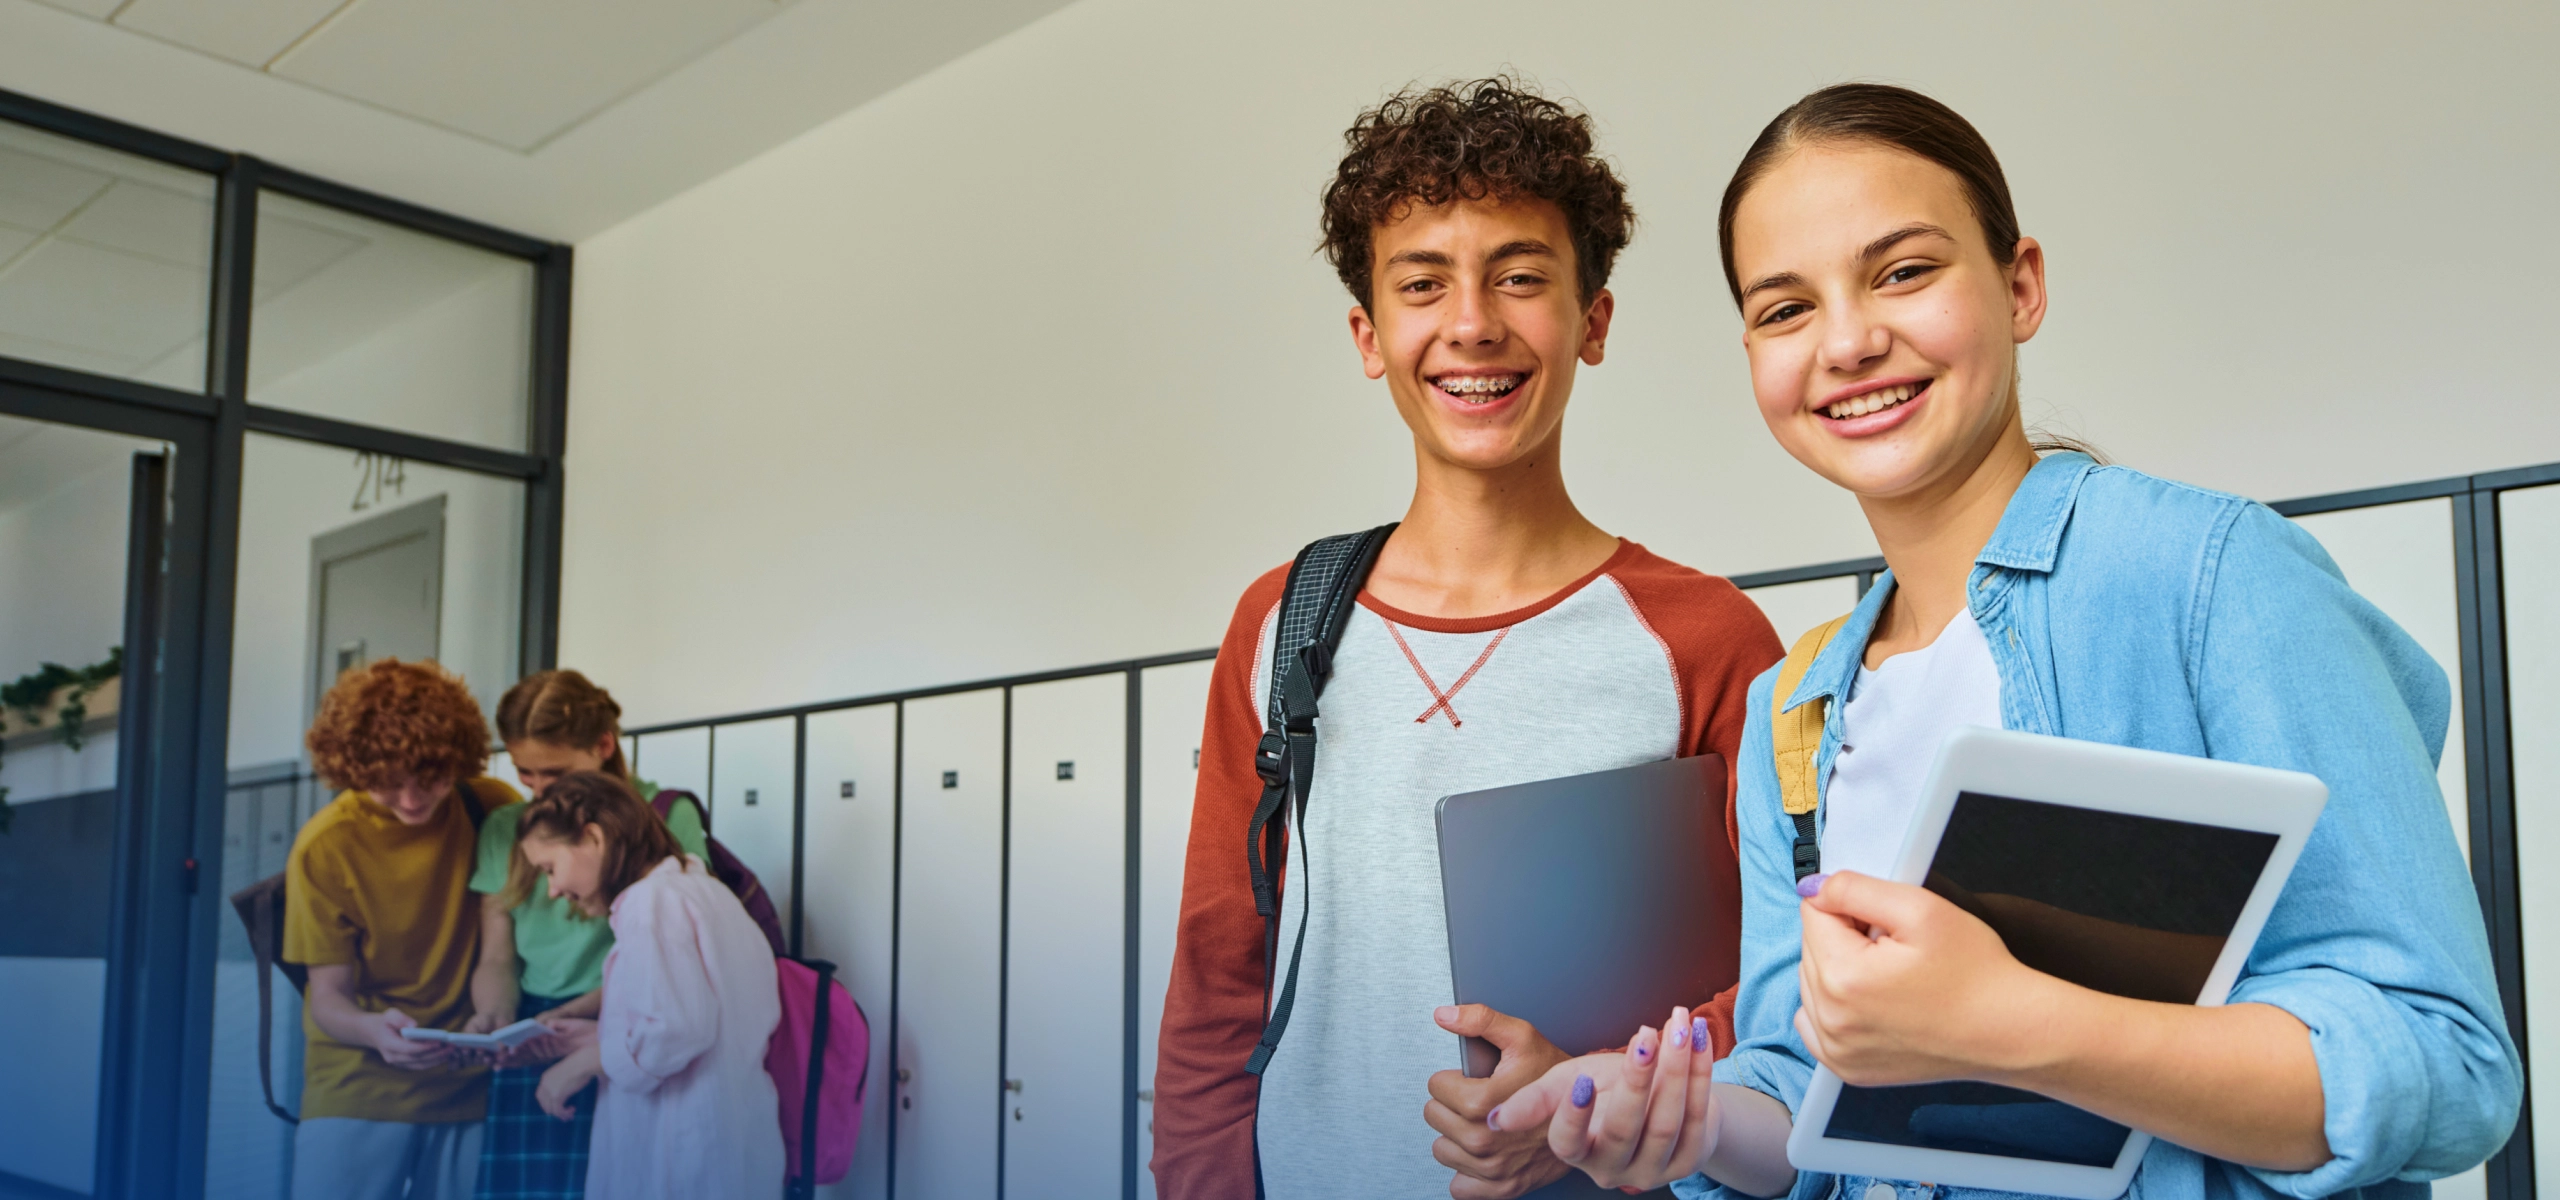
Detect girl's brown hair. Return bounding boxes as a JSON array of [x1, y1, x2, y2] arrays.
[[305, 659, 491, 792], [506, 770, 682, 910], [496, 669, 629, 778], [1717, 83, 2019, 308]]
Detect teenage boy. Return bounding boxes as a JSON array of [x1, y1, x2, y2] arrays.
[[285, 659, 523, 1200], [1151, 79, 1782, 1199]]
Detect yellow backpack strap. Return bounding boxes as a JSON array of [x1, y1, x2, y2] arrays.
[[1771, 615, 1852, 882]]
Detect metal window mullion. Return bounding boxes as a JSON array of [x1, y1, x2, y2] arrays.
[[2461, 488, 2534, 1200]]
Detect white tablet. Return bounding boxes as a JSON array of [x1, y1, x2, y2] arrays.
[[400, 1018, 550, 1051], [1785, 726, 2326, 1200]]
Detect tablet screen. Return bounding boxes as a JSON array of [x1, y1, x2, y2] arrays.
[[1820, 790, 2280, 1165]]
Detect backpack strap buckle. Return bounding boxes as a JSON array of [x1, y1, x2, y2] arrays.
[[1253, 731, 1289, 787]]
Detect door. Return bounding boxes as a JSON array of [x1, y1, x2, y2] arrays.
[[894, 689, 1005, 1200], [1003, 674, 1128, 1198], [2500, 483, 2560, 1197], [710, 717, 797, 950], [306, 495, 443, 723], [0, 425, 169, 1198], [1135, 659, 1213, 1198], [803, 704, 897, 1200]]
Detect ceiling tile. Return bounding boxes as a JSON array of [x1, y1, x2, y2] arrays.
[[251, 211, 367, 302], [26, 0, 120, 19], [56, 179, 215, 268], [271, 0, 782, 151], [113, 0, 354, 69], [0, 223, 39, 264], [0, 239, 209, 362], [0, 144, 113, 231]]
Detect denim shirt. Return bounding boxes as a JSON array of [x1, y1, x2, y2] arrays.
[[1692, 454, 2520, 1200]]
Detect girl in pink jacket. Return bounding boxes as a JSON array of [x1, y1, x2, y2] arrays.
[[514, 771, 783, 1199]]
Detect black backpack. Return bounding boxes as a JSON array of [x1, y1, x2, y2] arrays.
[[227, 782, 490, 1123], [1243, 523, 1396, 1076]]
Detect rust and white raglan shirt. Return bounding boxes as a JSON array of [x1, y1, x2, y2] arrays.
[[1150, 539, 1783, 1200]]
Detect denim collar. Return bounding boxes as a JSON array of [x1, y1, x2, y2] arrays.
[[1779, 452, 2096, 715]]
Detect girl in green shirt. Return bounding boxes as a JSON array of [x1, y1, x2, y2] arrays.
[[465, 670, 707, 1200]]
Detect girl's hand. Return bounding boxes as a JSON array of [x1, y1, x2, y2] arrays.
[[536, 1046, 601, 1121], [462, 1009, 504, 1036], [1491, 1007, 1720, 1191], [1795, 871, 2055, 1085]]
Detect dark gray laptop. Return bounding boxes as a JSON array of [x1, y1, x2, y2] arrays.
[[1435, 755, 1739, 1198]]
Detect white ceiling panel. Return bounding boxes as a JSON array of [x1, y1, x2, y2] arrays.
[[0, 223, 38, 263], [57, 179, 215, 268], [26, 0, 115, 18], [0, 414, 150, 517], [112, 0, 354, 69], [0, 143, 112, 230], [251, 212, 367, 302], [0, 239, 207, 360], [272, 0, 784, 150], [0, 329, 143, 378]]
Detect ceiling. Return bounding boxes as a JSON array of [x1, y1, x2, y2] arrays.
[[0, 0, 1080, 241]]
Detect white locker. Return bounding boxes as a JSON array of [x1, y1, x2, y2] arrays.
[[634, 726, 710, 800], [1003, 674, 1130, 1198], [710, 717, 799, 941], [895, 689, 1007, 1200], [2290, 501, 2470, 857], [1742, 576, 1862, 650], [803, 704, 898, 1200], [1135, 659, 1214, 1200], [2500, 482, 2560, 1199]]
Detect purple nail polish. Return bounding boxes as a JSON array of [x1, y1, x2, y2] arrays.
[[1633, 1038, 1653, 1065], [1572, 1074, 1596, 1109], [1692, 1016, 1710, 1050], [1795, 872, 1832, 899], [1487, 1106, 1503, 1132], [1669, 1022, 1689, 1049]]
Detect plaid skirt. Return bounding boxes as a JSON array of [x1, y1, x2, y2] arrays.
[[474, 993, 597, 1200]]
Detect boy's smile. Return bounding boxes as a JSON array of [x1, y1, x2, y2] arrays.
[[1351, 195, 1611, 475]]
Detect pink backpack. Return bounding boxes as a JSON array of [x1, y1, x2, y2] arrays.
[[767, 957, 870, 1191]]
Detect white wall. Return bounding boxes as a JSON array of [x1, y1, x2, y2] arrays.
[[559, 0, 2560, 726]]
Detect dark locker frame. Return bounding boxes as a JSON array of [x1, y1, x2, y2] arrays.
[[0, 86, 571, 1200], [636, 463, 2560, 1200]]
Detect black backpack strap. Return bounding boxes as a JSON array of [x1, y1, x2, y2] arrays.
[[229, 877, 298, 1124], [1243, 523, 1395, 1076]]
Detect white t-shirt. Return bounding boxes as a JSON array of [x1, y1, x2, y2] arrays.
[[1820, 609, 2004, 876]]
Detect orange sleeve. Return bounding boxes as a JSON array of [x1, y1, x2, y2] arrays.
[[1150, 565, 1288, 1199], [1613, 546, 1785, 1058]]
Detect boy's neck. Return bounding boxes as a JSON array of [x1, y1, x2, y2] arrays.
[[1363, 434, 1620, 621]]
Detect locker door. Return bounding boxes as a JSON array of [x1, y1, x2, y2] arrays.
[[896, 689, 1006, 1200], [2501, 482, 2560, 1197], [1742, 576, 1862, 649], [711, 717, 798, 946], [635, 726, 710, 799], [1003, 674, 1129, 1199], [804, 704, 897, 1200], [1135, 659, 1214, 1199]]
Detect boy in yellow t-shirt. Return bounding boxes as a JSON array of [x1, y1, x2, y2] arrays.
[[285, 658, 520, 1200]]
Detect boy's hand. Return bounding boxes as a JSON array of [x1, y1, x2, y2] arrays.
[[371, 1009, 452, 1071], [462, 1009, 504, 1035], [1426, 1004, 1573, 1198]]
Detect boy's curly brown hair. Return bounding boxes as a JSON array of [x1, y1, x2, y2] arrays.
[[305, 658, 491, 792], [1320, 76, 1635, 306]]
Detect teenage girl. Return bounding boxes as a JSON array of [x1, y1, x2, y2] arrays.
[[466, 671, 708, 1200], [515, 771, 784, 1199], [1493, 84, 2520, 1198]]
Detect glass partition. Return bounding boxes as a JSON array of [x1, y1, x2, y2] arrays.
[[0, 415, 169, 1197], [203, 433, 526, 1195], [250, 192, 535, 451], [0, 118, 215, 389], [2501, 482, 2560, 1198]]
